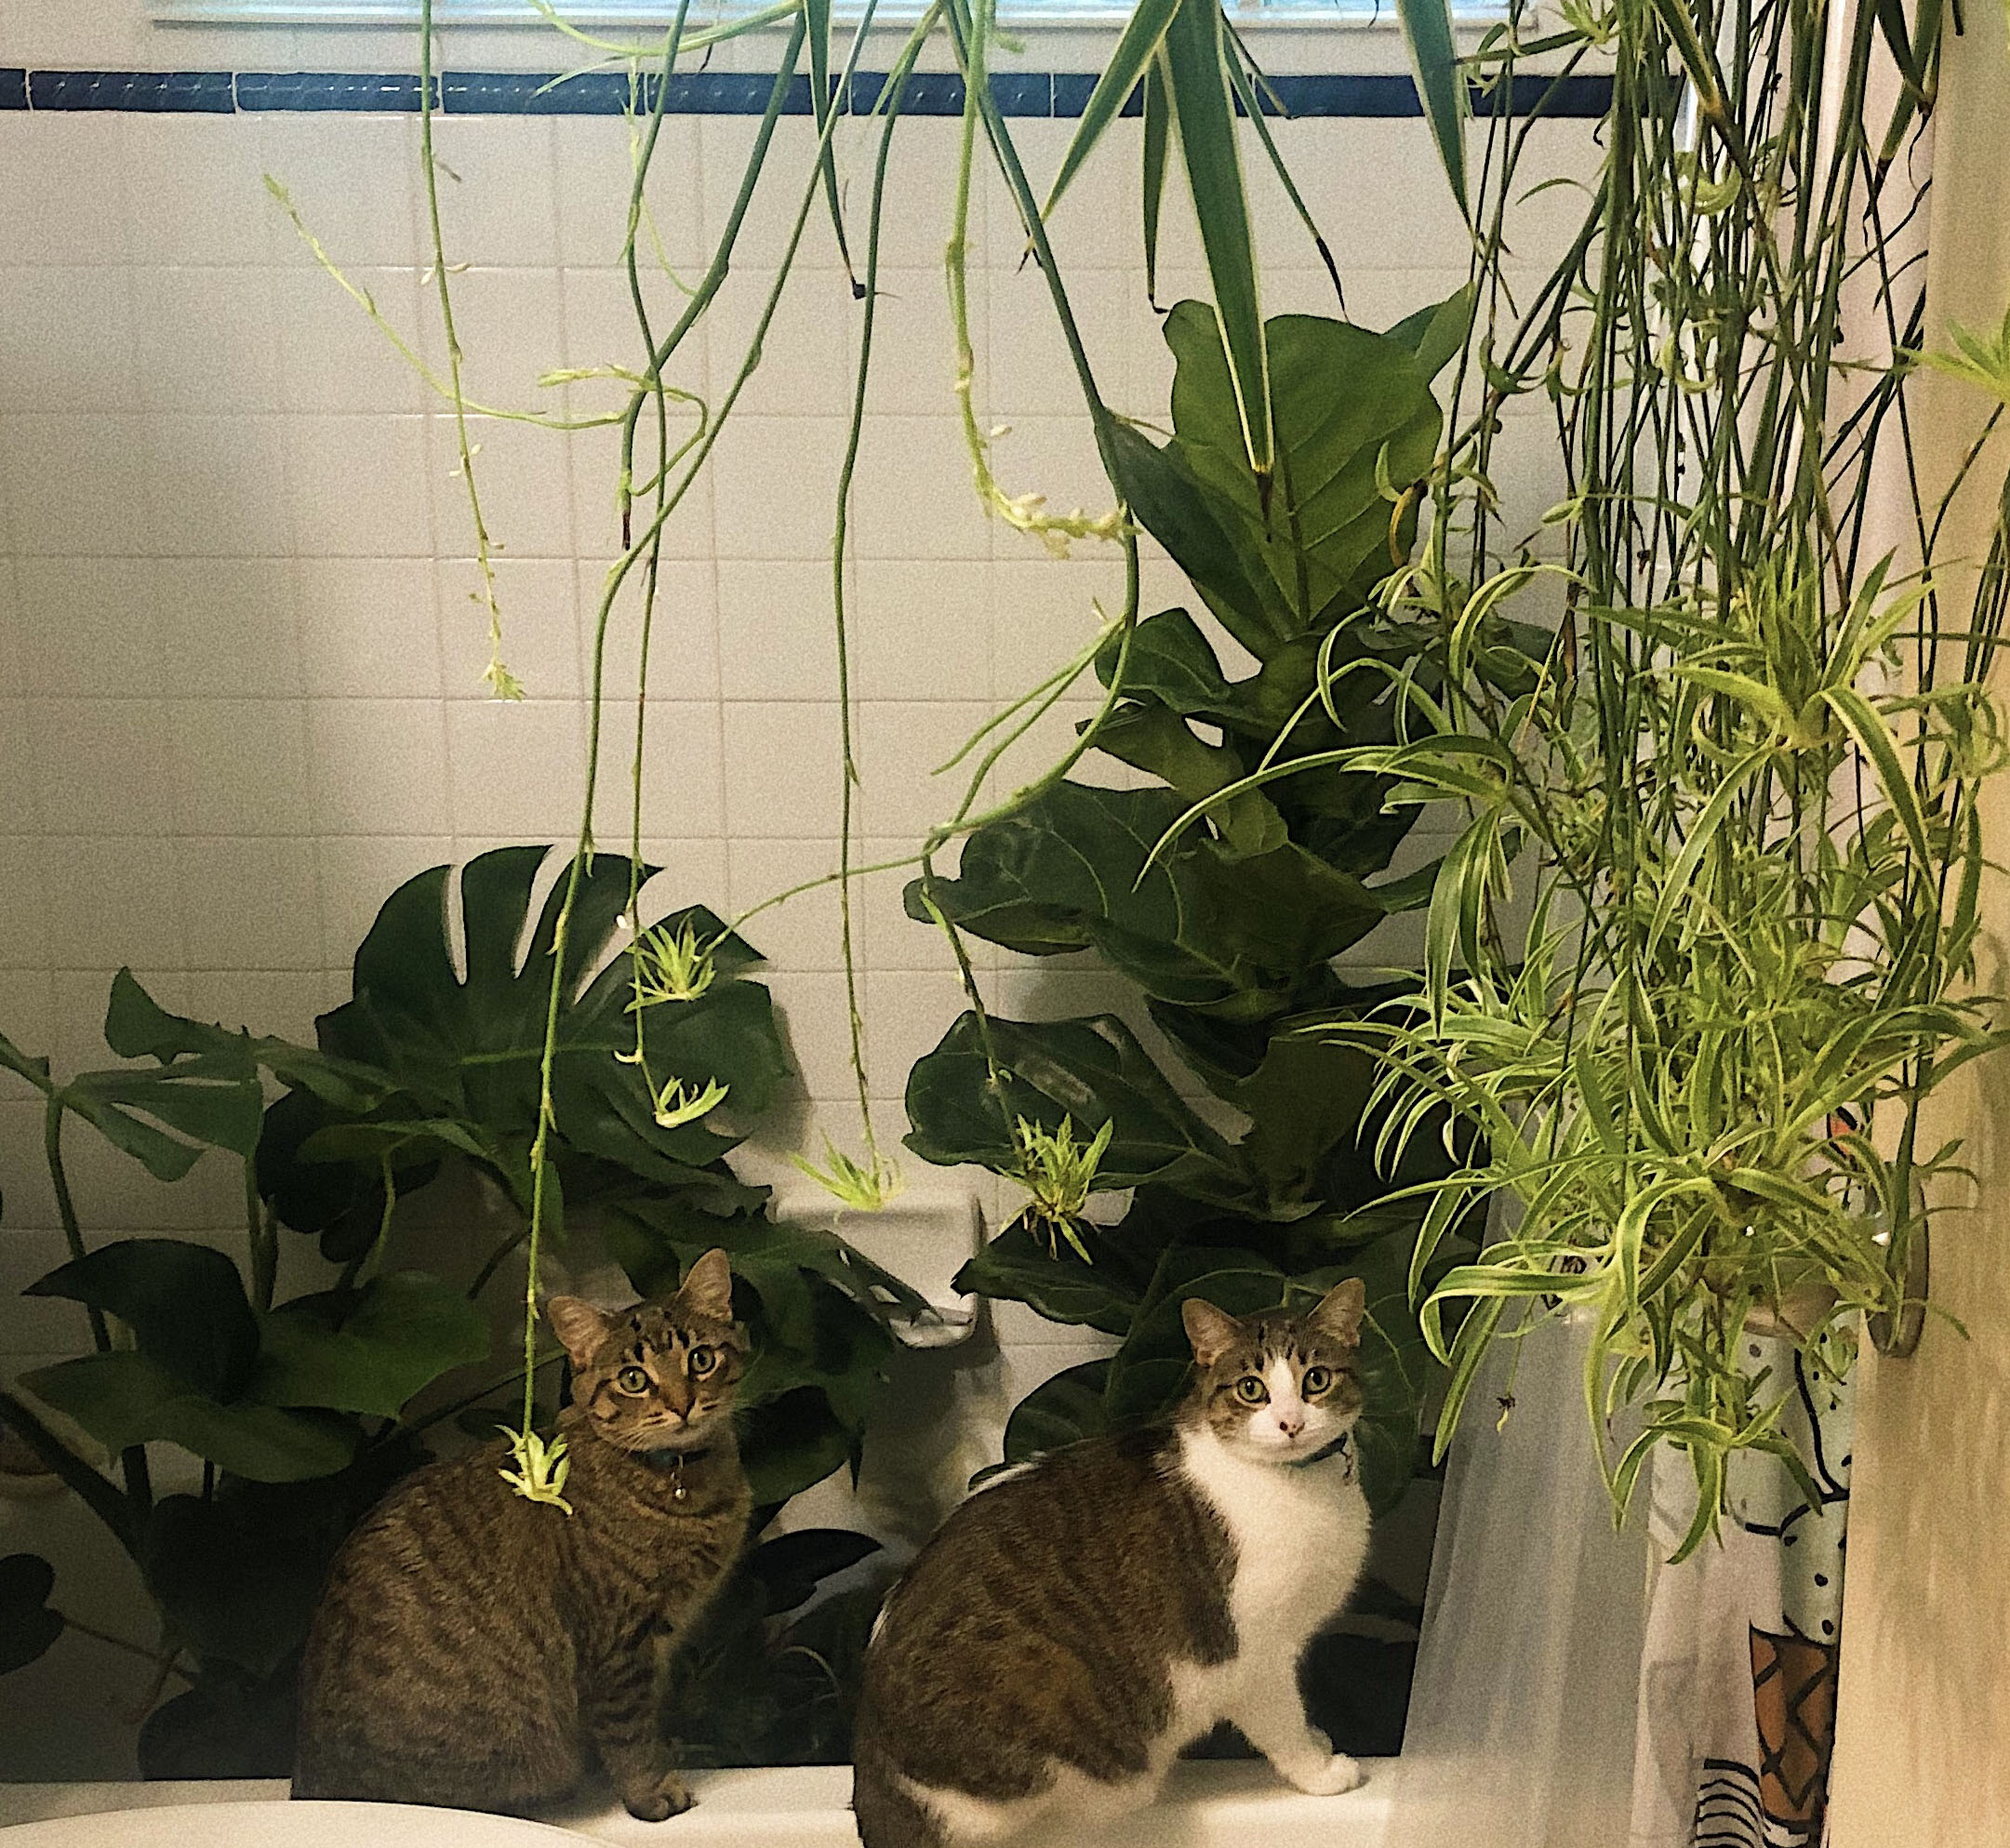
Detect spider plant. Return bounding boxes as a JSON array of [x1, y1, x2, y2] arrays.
[[1159, 0, 2010, 1552]]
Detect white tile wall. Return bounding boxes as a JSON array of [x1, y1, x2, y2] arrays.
[[0, 16, 1600, 1770]]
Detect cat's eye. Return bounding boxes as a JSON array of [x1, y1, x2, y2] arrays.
[[688, 1346, 717, 1377], [1302, 1366, 1332, 1395], [615, 1365, 650, 1394], [1233, 1376, 1269, 1405]]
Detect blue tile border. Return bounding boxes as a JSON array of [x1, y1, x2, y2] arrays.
[[0, 66, 1615, 120], [235, 71, 432, 111], [27, 69, 235, 113]]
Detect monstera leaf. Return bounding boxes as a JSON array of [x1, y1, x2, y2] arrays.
[[0, 974, 395, 1189], [262, 846, 789, 1251], [20, 1243, 488, 1483]]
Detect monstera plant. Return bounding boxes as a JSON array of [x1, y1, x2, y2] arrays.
[[0, 846, 912, 1774], [904, 298, 1495, 1519]]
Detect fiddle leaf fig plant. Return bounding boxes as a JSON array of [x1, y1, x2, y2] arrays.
[[905, 299, 1491, 1516]]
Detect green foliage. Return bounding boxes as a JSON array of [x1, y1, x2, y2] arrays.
[[0, 851, 904, 1771], [906, 303, 1474, 1511], [0, 1555, 63, 1676], [661, 1527, 885, 1767], [260, 845, 784, 1262], [1340, 0, 2010, 1552]]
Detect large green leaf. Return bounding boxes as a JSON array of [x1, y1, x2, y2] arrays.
[[904, 1011, 1246, 1201], [248, 1272, 490, 1418], [1110, 422, 1293, 659], [1163, 302, 1443, 626], [0, 1554, 63, 1676], [745, 1528, 882, 1619], [1230, 1030, 1379, 1219], [102, 968, 390, 1117], [912, 785, 1391, 1016], [264, 847, 786, 1243], [20, 1352, 357, 1484], [952, 1218, 1158, 1336], [42, 970, 386, 1187], [26, 1240, 260, 1401], [735, 1388, 855, 1508], [1002, 1359, 1112, 1466], [1161, 0, 1271, 484]]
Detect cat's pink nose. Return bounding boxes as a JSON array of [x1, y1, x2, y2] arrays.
[[1277, 1416, 1303, 1438]]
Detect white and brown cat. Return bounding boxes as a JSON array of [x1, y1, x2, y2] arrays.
[[853, 1278, 1372, 1846]]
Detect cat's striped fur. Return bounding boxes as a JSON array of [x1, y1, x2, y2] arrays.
[[292, 1249, 751, 1820], [852, 1278, 1371, 1847]]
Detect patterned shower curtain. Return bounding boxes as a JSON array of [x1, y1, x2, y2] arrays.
[[1627, 1328, 1856, 1848]]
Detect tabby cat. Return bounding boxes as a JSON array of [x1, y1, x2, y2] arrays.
[[293, 1248, 751, 1821], [852, 1278, 1372, 1846]]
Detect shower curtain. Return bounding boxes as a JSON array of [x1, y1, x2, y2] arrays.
[[1386, 1319, 1854, 1848]]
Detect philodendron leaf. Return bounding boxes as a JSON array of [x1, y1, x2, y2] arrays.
[[140, 1440, 423, 1678], [1002, 1359, 1113, 1466], [248, 1272, 491, 1419], [0, 1553, 64, 1675], [904, 1011, 1246, 1202], [26, 1240, 260, 1401], [20, 1353, 357, 1483]]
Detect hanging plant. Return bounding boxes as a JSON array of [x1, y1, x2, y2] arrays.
[[1159, 0, 2010, 1554]]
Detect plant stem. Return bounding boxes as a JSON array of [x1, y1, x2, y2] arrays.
[[44, 1099, 107, 1353]]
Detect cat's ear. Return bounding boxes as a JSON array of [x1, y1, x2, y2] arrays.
[[1181, 1296, 1243, 1368], [674, 1248, 735, 1323], [546, 1296, 608, 1368], [1309, 1277, 1366, 1348]]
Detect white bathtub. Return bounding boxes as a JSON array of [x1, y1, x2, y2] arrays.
[[0, 1761, 1399, 1845]]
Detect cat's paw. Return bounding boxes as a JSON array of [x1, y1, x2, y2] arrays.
[[621, 1771, 696, 1823], [1289, 1753, 1364, 1798]]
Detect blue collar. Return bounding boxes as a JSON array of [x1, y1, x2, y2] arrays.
[[636, 1443, 710, 1473], [1285, 1431, 1355, 1478]]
